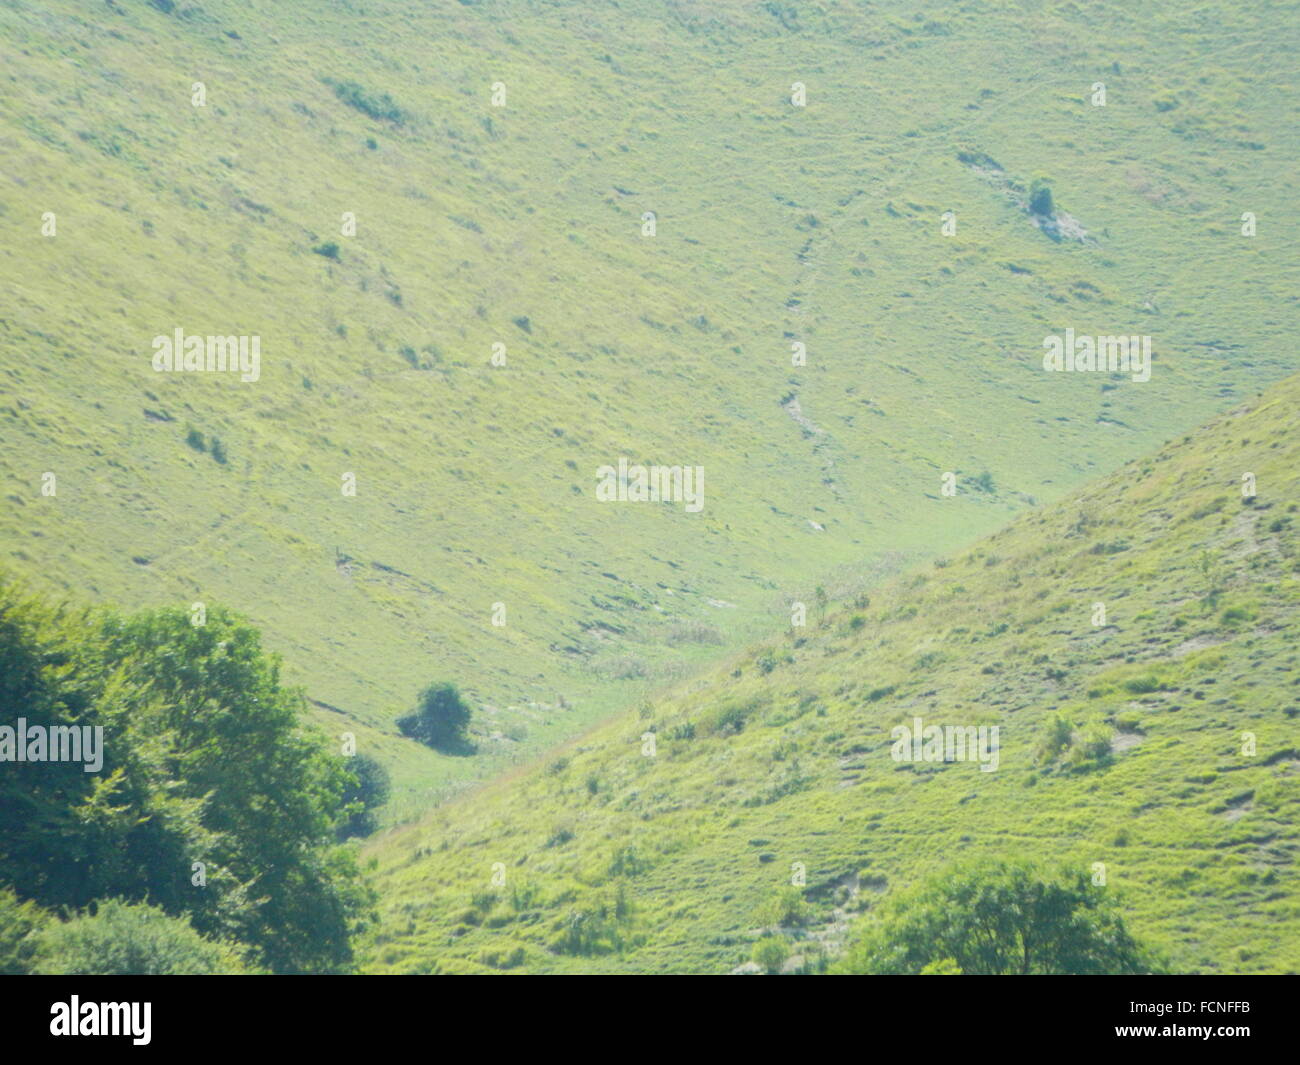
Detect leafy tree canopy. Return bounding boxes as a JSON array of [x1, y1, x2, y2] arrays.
[[0, 575, 374, 973], [397, 681, 473, 752], [837, 859, 1161, 975]]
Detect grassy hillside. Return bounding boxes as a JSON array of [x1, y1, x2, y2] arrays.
[[1, 0, 1296, 823], [363, 373, 1300, 974]]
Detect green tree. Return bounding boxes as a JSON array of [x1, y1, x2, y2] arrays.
[[397, 681, 473, 751], [0, 580, 206, 918], [98, 605, 375, 973], [837, 859, 1160, 974], [336, 753, 390, 839], [0, 576, 375, 974]]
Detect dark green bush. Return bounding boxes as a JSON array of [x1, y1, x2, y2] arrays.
[[1028, 176, 1054, 216], [336, 753, 390, 839], [397, 682, 473, 751]]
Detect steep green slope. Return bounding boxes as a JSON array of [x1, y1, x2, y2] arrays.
[[1, 0, 1296, 818], [363, 374, 1300, 974]]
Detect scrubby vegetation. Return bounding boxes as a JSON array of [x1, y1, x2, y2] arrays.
[[326, 79, 408, 125], [32, 899, 254, 976]]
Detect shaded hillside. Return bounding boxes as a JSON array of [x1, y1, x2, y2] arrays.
[[364, 373, 1300, 974]]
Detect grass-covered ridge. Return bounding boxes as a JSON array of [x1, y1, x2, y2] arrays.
[[362, 373, 1300, 973], [1, 0, 1296, 818]]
